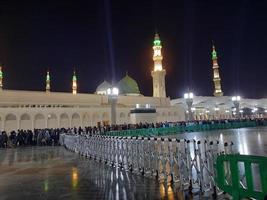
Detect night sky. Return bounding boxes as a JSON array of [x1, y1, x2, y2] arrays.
[[0, 0, 266, 98]]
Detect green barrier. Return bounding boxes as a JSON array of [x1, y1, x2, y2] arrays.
[[106, 121, 267, 137], [216, 154, 267, 200]]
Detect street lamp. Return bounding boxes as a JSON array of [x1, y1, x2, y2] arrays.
[[107, 87, 119, 125], [232, 95, 241, 118], [184, 92, 194, 121]]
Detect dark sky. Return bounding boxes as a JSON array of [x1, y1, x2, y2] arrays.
[[0, 0, 266, 98]]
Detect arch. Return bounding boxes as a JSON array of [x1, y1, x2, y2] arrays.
[[5, 114, 18, 132], [92, 113, 100, 126], [60, 113, 70, 128], [34, 113, 45, 129], [21, 113, 30, 120], [118, 112, 127, 124], [6, 113, 16, 121], [47, 114, 57, 129], [71, 113, 81, 128], [120, 112, 126, 118], [161, 112, 166, 122], [168, 111, 173, 122], [102, 112, 109, 121], [82, 113, 91, 127], [20, 113, 31, 130]]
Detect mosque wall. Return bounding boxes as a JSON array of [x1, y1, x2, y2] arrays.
[[0, 90, 184, 132], [0, 90, 171, 107], [0, 105, 183, 132]]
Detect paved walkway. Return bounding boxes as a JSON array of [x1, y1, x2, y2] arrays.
[[1, 127, 267, 200], [0, 146, 183, 200]]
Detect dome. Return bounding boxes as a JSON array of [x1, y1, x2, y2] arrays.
[[95, 80, 112, 95], [117, 74, 141, 95]]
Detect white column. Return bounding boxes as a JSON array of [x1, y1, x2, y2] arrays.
[[45, 117, 48, 128], [31, 118, 34, 130], [2, 118, 4, 131], [17, 119, 20, 130], [57, 117, 60, 128]]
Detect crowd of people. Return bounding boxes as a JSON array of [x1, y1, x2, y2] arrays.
[[1, 118, 266, 148], [0, 129, 62, 148], [85, 118, 267, 133]]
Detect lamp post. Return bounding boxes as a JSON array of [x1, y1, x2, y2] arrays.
[[107, 87, 119, 125], [231, 96, 241, 118], [184, 92, 194, 121]]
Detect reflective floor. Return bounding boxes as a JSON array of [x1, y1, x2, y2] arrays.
[[172, 126, 267, 156], [0, 127, 267, 200], [0, 146, 182, 200]]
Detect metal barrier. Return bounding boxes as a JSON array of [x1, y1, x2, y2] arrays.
[[216, 154, 267, 200], [60, 134, 234, 197], [107, 121, 258, 137]]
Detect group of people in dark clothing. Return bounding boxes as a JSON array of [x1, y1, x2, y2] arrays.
[[85, 118, 267, 133], [1, 118, 266, 148], [0, 129, 62, 148]]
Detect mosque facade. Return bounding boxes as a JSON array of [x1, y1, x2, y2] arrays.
[[0, 34, 266, 132], [0, 34, 185, 132]]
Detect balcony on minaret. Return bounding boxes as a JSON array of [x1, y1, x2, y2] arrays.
[[154, 64, 162, 71]]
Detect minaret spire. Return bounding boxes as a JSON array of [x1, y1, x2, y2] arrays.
[[46, 69, 50, 93], [0, 65, 3, 90], [212, 43, 223, 96], [72, 70, 77, 94], [151, 33, 166, 97]]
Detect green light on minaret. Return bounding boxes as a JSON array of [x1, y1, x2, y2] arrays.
[[212, 45, 217, 60], [154, 33, 161, 46], [0, 66, 2, 78], [73, 72, 77, 81], [154, 39, 161, 46]]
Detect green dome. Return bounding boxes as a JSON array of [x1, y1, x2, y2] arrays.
[[117, 74, 141, 95]]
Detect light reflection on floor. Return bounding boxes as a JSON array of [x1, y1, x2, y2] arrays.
[[0, 127, 267, 199], [171, 127, 267, 156], [0, 146, 168, 200]]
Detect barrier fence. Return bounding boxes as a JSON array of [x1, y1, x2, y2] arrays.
[[60, 134, 235, 197], [106, 120, 258, 137], [216, 154, 267, 200]]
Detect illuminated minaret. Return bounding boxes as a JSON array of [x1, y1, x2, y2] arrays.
[[46, 70, 50, 92], [212, 44, 223, 97], [72, 70, 77, 94], [0, 65, 2, 90], [151, 33, 166, 97]]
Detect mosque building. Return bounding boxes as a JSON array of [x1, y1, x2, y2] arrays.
[[0, 34, 184, 132], [171, 43, 267, 120], [0, 33, 266, 132]]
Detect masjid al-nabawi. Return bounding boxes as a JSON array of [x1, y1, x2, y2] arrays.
[[0, 34, 266, 132]]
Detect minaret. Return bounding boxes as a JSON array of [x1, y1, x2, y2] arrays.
[[0, 65, 2, 90], [151, 33, 166, 97], [212, 44, 223, 96], [46, 70, 50, 92], [72, 70, 77, 94]]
